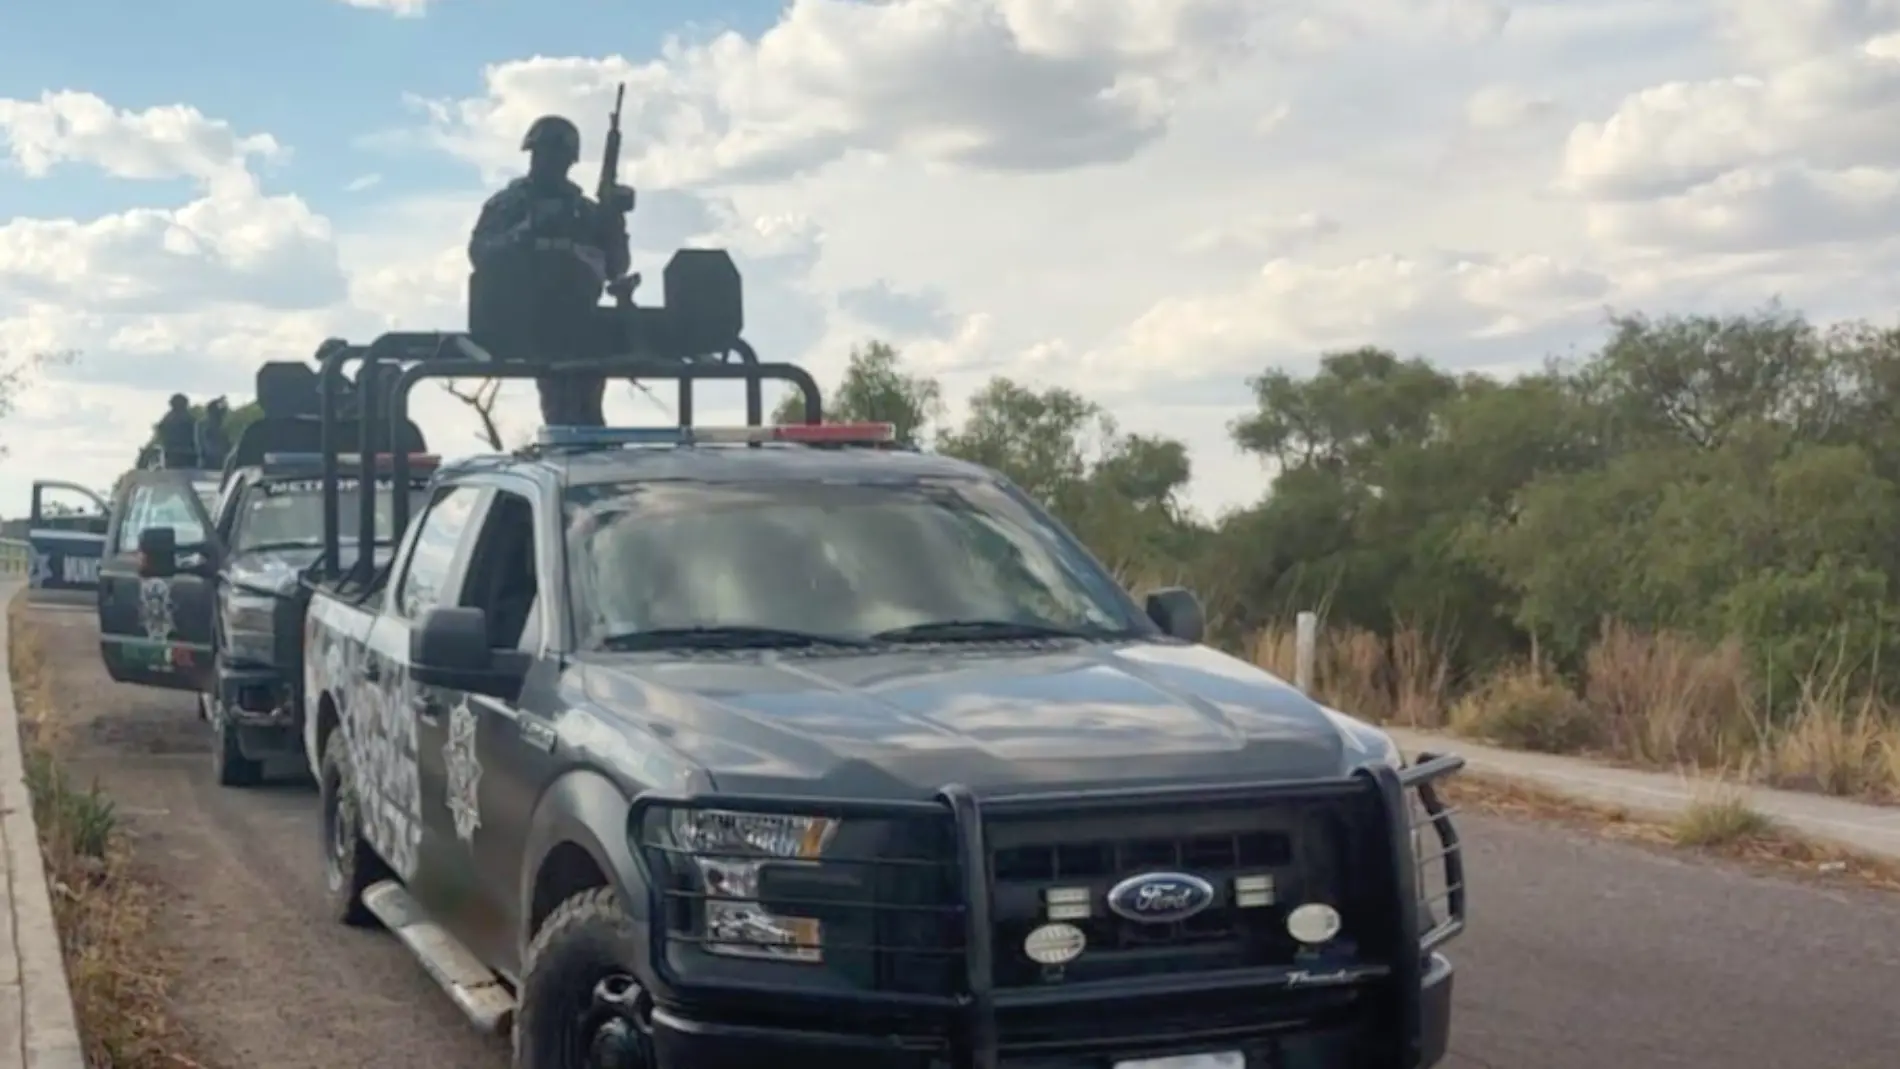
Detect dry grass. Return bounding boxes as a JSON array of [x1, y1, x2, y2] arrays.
[[8, 600, 202, 1068], [1669, 785, 1774, 848], [1251, 616, 1900, 804]]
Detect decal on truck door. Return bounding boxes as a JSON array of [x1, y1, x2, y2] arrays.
[[444, 695, 483, 843], [307, 610, 423, 881], [138, 577, 176, 640]]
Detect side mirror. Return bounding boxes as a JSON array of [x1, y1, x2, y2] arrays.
[[410, 606, 528, 702], [137, 527, 177, 578], [1144, 587, 1206, 644]]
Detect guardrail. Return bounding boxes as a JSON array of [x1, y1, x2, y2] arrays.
[[0, 537, 29, 577]]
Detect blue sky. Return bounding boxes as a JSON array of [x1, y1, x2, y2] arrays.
[[6, 0, 1900, 520], [0, 0, 786, 223]]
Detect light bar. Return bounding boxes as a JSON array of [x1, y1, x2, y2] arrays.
[[261, 452, 440, 474], [536, 422, 897, 449]]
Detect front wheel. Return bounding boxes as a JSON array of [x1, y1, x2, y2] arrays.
[[318, 735, 390, 927], [514, 887, 648, 1069], [210, 695, 264, 788]]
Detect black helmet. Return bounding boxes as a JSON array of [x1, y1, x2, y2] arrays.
[[521, 115, 581, 159], [168, 393, 188, 410]]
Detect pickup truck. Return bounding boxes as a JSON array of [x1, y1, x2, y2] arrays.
[[117, 451, 434, 785], [104, 358, 434, 786], [300, 420, 1467, 1069]]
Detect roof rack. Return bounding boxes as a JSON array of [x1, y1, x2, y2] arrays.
[[313, 248, 827, 587]]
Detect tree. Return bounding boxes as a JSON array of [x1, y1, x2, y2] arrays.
[[774, 341, 945, 444], [0, 349, 77, 459], [440, 380, 506, 450]]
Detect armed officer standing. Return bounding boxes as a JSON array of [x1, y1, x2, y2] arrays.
[[155, 394, 200, 469], [467, 114, 632, 427]]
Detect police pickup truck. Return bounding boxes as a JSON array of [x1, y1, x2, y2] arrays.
[[121, 451, 435, 785], [300, 420, 1468, 1069]]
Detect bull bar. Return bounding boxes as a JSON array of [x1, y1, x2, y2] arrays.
[[626, 753, 1467, 1069]]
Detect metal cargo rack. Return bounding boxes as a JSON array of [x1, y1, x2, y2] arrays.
[[312, 247, 823, 587]]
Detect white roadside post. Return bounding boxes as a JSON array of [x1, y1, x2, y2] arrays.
[[1294, 611, 1318, 695]]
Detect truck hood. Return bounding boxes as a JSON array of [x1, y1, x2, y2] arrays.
[[581, 641, 1384, 799], [226, 543, 395, 596]]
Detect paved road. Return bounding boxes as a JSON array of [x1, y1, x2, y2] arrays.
[[20, 599, 1900, 1068]]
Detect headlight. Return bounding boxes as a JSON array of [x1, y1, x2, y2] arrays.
[[668, 809, 838, 964], [223, 590, 278, 664]]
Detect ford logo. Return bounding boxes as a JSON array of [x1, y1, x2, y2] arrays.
[[1105, 871, 1215, 924]]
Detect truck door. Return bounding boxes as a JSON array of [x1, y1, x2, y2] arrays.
[[97, 471, 220, 690], [28, 480, 110, 594]]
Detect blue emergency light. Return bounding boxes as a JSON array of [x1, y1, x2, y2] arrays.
[[535, 423, 897, 449]]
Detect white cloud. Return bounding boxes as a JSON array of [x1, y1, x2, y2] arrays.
[[20, 0, 1900, 521], [1089, 253, 1611, 391], [1561, 35, 1900, 201], [403, 0, 1513, 186], [0, 180, 342, 314], [1465, 84, 1559, 128], [0, 91, 281, 190], [1181, 212, 1341, 257], [1715, 0, 1900, 66], [1588, 163, 1900, 252]]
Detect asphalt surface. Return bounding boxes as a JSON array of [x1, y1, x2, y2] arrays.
[[18, 597, 1900, 1068]]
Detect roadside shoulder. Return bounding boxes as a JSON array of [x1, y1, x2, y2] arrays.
[[0, 584, 87, 1069], [1388, 725, 1900, 861]]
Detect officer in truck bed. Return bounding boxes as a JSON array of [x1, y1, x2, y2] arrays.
[[467, 114, 631, 427]]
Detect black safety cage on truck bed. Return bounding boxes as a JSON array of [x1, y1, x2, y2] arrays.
[[627, 754, 1468, 1069], [310, 248, 824, 582]]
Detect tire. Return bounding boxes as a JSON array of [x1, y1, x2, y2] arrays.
[[319, 735, 390, 927], [210, 698, 265, 788], [514, 887, 649, 1069]]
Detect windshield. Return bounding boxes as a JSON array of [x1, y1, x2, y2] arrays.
[[235, 478, 428, 552], [566, 477, 1142, 646]]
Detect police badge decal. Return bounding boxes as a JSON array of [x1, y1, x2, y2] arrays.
[[138, 577, 175, 641], [444, 696, 483, 843]]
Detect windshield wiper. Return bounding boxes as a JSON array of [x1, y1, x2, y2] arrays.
[[598, 626, 872, 651], [870, 619, 1122, 643]]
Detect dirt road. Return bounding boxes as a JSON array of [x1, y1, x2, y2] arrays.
[[25, 599, 506, 1069], [19, 598, 1900, 1068]]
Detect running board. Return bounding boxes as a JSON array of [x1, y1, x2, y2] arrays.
[[362, 880, 516, 1035]]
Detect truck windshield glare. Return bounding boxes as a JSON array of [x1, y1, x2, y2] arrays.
[[565, 478, 1141, 646], [235, 479, 428, 551]]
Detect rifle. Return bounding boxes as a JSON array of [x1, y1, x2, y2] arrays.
[[597, 83, 634, 216]]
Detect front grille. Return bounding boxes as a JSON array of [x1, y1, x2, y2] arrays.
[[627, 756, 1465, 1059], [985, 800, 1363, 988]]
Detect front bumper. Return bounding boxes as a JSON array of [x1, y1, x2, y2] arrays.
[[627, 756, 1468, 1069], [648, 951, 1454, 1068], [213, 663, 303, 755]]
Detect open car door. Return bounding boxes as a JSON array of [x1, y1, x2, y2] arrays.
[[27, 480, 110, 593], [97, 470, 220, 690]]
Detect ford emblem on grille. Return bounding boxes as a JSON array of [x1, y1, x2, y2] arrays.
[[1105, 871, 1215, 924]]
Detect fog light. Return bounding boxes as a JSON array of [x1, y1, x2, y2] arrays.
[[1234, 874, 1274, 908], [1287, 902, 1342, 945], [1045, 885, 1091, 921], [1024, 922, 1087, 965]]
